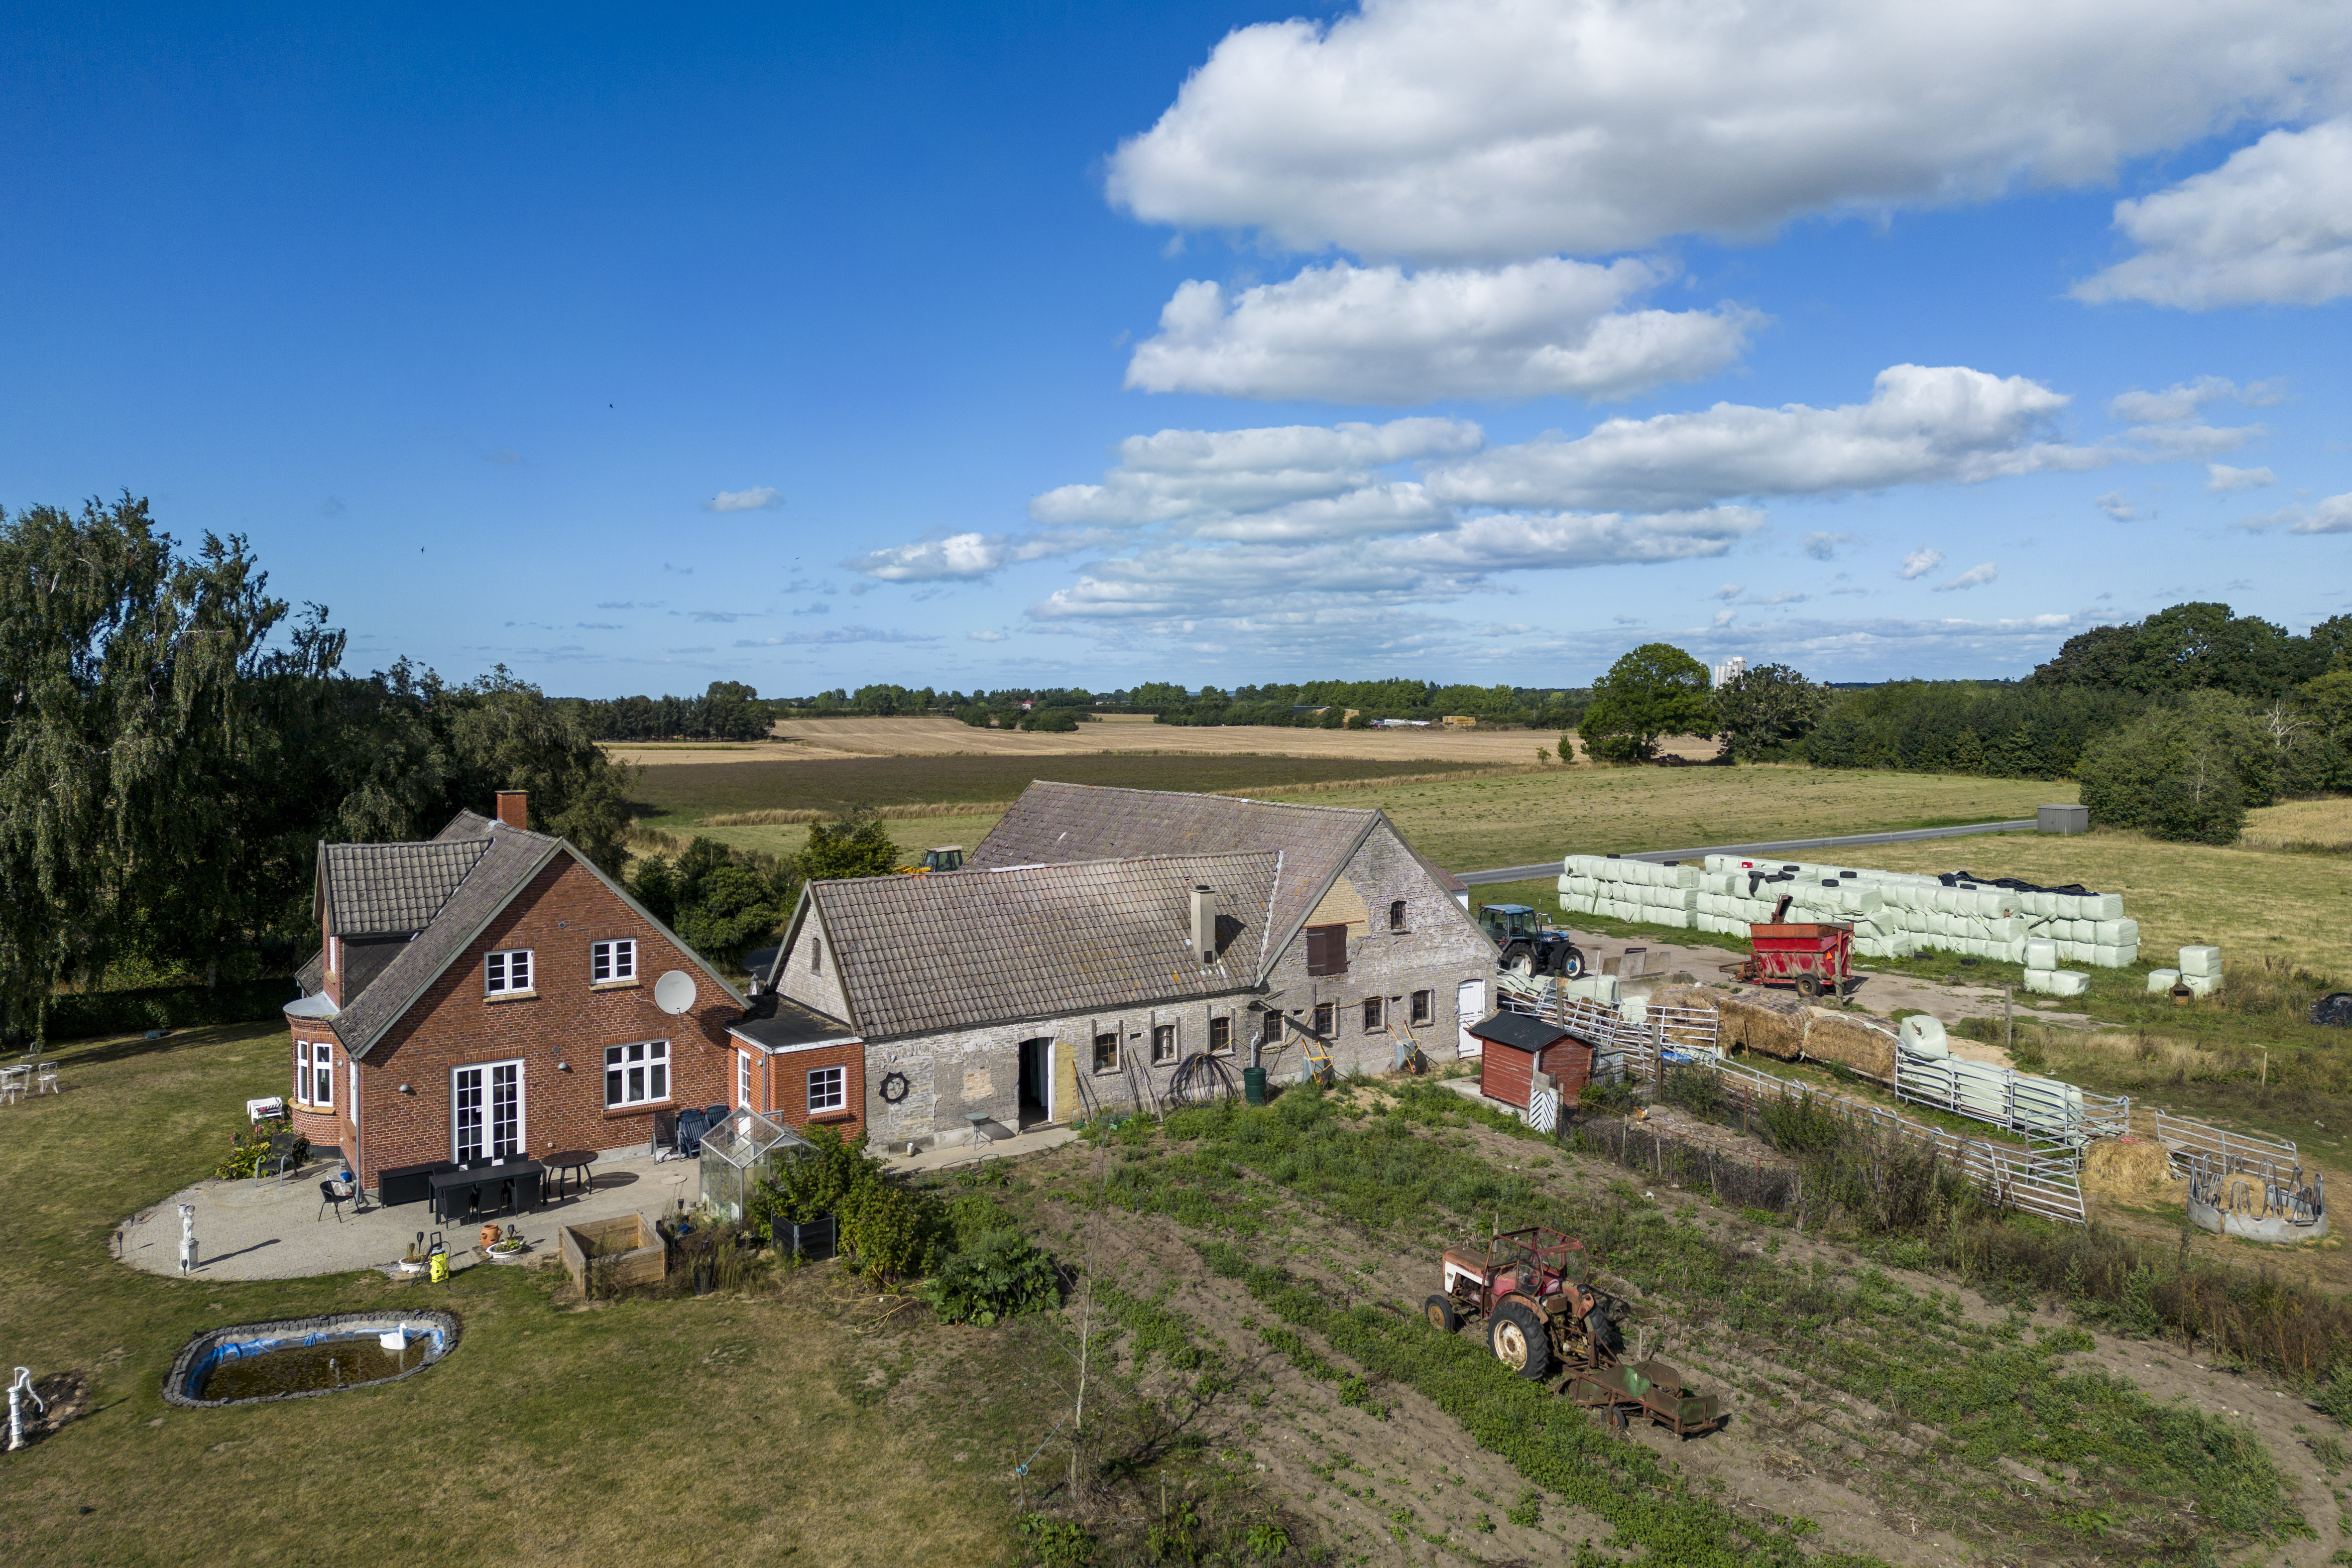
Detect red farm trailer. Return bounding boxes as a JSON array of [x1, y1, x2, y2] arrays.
[[1721, 892, 1858, 998]]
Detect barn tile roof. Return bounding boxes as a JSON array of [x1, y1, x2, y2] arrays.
[[804, 851, 1279, 1040], [968, 782, 1379, 954]]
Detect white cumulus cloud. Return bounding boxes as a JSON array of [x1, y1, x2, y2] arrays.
[[1106, 0, 2352, 262], [1030, 417, 1482, 528], [2238, 492, 2352, 533], [2207, 464, 2277, 492], [704, 486, 783, 512], [1933, 562, 1999, 592], [1899, 546, 1946, 580], [1802, 531, 1854, 560], [2075, 119, 2352, 308], [2107, 375, 2282, 423], [1424, 364, 2103, 513], [1123, 258, 1758, 403], [845, 530, 1105, 583], [2095, 490, 2139, 520]]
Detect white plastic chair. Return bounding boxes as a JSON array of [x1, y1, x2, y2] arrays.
[[33, 1063, 57, 1095]]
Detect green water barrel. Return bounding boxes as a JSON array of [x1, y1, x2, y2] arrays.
[[1242, 1067, 1268, 1106]]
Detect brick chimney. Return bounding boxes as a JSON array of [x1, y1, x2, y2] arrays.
[[495, 791, 529, 830]]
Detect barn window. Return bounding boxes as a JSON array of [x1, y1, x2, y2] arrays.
[[1362, 997, 1384, 1033], [1092, 1032, 1119, 1074], [1208, 1016, 1233, 1054], [1312, 1002, 1334, 1037], [1305, 924, 1348, 975], [1389, 899, 1408, 931], [1152, 1024, 1176, 1064], [1411, 989, 1433, 1025]]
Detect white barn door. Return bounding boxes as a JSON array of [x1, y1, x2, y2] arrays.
[[1456, 979, 1485, 1058]]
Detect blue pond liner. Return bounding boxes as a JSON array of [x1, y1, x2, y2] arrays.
[[163, 1310, 461, 1408]]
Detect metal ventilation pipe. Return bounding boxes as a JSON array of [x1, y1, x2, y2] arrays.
[[1190, 884, 1217, 965]]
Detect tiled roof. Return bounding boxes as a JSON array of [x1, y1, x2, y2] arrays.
[[810, 851, 1279, 1041], [321, 839, 492, 936], [292, 811, 745, 1059], [968, 782, 1379, 953], [325, 826, 561, 1055]]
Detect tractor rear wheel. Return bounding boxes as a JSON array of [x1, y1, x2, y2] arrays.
[[1488, 1300, 1552, 1380], [1424, 1294, 1461, 1334]]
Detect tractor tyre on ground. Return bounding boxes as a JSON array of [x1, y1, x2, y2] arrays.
[[1795, 973, 1821, 998], [1488, 1299, 1552, 1381], [1425, 1294, 1461, 1334]]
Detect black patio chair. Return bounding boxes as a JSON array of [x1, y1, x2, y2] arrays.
[[677, 1107, 709, 1158], [317, 1178, 351, 1223], [649, 1109, 678, 1160]]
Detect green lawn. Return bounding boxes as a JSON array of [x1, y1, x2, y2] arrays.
[[0, 1023, 1025, 1568]]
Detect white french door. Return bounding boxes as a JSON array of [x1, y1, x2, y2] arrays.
[[453, 1060, 525, 1162], [737, 1049, 753, 1110], [1456, 979, 1485, 1059]]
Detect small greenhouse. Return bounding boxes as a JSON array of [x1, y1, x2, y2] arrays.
[[697, 1107, 814, 1223]]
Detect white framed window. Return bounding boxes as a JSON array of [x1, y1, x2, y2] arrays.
[[484, 948, 533, 995], [296, 1040, 334, 1108], [591, 938, 636, 983], [737, 1049, 752, 1109], [1151, 1023, 1176, 1065], [807, 1064, 845, 1115], [604, 1039, 669, 1109]]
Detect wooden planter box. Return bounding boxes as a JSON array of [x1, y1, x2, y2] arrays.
[[560, 1214, 665, 1292]]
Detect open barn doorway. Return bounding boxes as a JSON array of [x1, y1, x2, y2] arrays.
[[1017, 1038, 1053, 1130]]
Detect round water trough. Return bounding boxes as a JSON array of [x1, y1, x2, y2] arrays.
[[162, 1310, 460, 1408]]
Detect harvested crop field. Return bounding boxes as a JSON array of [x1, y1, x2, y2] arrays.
[[984, 1082, 2327, 1566], [623, 752, 1506, 828], [754, 714, 1654, 763]]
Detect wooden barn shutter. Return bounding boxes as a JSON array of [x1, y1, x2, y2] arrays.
[[1305, 924, 1347, 976]]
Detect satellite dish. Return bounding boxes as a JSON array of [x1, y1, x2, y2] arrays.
[[653, 970, 697, 1016]]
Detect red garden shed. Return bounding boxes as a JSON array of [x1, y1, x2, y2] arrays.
[[1468, 1013, 1596, 1110]]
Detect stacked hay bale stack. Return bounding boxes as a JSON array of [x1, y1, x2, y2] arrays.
[[2021, 936, 2089, 998], [1557, 853, 2140, 967]]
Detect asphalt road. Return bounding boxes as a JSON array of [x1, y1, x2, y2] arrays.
[[1458, 818, 2041, 886]]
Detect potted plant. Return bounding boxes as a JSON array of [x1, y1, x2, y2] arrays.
[[396, 1235, 431, 1275], [485, 1224, 529, 1263]]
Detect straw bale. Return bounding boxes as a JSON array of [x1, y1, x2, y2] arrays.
[[1800, 1010, 1897, 1082], [2080, 1137, 2181, 1201], [1718, 989, 1810, 1061]]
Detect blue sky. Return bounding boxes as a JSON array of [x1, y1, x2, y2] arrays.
[[5, 2, 2349, 697]]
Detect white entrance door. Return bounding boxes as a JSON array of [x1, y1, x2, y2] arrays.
[[453, 1061, 524, 1162], [1456, 979, 1485, 1058], [737, 1049, 753, 1110]]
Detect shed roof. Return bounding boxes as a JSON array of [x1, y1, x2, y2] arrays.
[[797, 850, 1279, 1040], [730, 995, 859, 1053], [968, 781, 1379, 953], [1466, 1011, 1592, 1054]]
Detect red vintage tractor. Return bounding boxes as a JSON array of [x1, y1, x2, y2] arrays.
[[1428, 1224, 1726, 1437], [1425, 1224, 1625, 1381]]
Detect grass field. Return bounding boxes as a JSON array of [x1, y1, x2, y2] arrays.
[[623, 753, 1505, 830], [1295, 764, 2072, 871], [0, 1023, 1053, 1568]]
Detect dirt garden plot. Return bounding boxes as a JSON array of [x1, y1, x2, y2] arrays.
[[973, 1082, 2332, 1567]]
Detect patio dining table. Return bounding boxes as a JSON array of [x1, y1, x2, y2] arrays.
[[427, 1159, 545, 1223]]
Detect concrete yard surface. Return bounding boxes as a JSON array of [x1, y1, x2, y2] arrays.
[[112, 1151, 699, 1281]]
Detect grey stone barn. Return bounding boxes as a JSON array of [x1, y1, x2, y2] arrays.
[[756, 782, 1497, 1151]]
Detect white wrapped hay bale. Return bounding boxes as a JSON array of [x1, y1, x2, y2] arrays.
[[1897, 1014, 1949, 1054], [2024, 968, 2091, 997], [2024, 939, 2058, 970], [2182, 972, 2219, 997], [2091, 944, 2131, 967], [2177, 946, 2222, 978], [2145, 967, 2180, 992], [2082, 892, 2123, 920], [2096, 919, 2138, 947]]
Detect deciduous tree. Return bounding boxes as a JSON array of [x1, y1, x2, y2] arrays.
[[1577, 643, 1714, 763]]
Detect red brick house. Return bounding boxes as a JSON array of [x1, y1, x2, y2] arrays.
[[283, 792, 805, 1192]]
